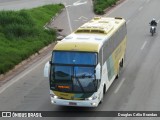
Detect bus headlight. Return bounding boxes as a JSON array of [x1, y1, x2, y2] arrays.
[[54, 96, 58, 99], [85, 94, 97, 100], [50, 93, 59, 99]]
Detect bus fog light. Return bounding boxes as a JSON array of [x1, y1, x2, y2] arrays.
[[91, 103, 96, 106], [51, 100, 56, 104]]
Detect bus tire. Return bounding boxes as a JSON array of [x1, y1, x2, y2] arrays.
[[103, 84, 106, 94], [120, 59, 123, 68], [116, 59, 124, 79], [100, 92, 104, 104], [100, 86, 105, 104], [115, 72, 119, 79]]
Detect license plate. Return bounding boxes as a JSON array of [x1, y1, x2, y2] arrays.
[[69, 102, 77, 106]]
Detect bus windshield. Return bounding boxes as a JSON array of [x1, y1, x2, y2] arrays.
[[50, 51, 97, 93], [52, 51, 97, 65]]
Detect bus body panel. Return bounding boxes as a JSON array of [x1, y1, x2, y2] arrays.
[[45, 17, 127, 107], [101, 37, 127, 93]]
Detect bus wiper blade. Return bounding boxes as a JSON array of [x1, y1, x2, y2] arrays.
[[78, 74, 92, 78], [75, 77, 85, 93]]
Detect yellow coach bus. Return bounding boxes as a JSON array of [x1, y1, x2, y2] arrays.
[[44, 17, 127, 107]]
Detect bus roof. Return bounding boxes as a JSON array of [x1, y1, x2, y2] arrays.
[[54, 17, 126, 52]]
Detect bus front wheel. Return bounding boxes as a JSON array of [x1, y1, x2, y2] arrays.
[[100, 86, 105, 104]]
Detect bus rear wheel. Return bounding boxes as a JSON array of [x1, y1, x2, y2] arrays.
[[116, 71, 119, 79], [116, 59, 123, 79], [120, 59, 123, 68]]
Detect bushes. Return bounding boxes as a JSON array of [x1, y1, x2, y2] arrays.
[[93, 0, 117, 14], [0, 4, 64, 74]]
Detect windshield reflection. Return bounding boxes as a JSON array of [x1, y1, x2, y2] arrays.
[[50, 51, 97, 93], [54, 66, 72, 80], [73, 66, 96, 92], [51, 65, 97, 93]]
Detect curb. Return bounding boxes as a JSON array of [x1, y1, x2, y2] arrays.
[[44, 8, 64, 30], [103, 0, 126, 14]]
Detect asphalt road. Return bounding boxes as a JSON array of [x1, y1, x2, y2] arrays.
[[49, 0, 94, 35], [0, 0, 63, 10], [1, 0, 160, 120]]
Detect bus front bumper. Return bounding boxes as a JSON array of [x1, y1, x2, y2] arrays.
[[50, 97, 99, 107]]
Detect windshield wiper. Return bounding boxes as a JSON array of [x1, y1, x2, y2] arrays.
[[77, 73, 94, 78], [75, 77, 85, 93]]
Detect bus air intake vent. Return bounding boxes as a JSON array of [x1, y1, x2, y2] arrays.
[[75, 24, 114, 34]]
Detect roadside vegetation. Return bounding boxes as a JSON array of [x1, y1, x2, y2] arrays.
[[0, 4, 64, 74], [93, 0, 118, 14]]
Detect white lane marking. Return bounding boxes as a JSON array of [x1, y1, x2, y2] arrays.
[[78, 16, 88, 20], [90, 0, 93, 6], [75, 16, 88, 22], [114, 78, 126, 94], [126, 20, 130, 24], [73, 0, 87, 6], [0, 53, 51, 94], [65, 5, 73, 33], [73, 0, 81, 4], [65, 5, 72, 7], [139, 6, 143, 11], [141, 41, 147, 50]]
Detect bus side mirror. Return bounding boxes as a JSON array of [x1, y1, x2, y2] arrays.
[[95, 63, 101, 80], [44, 61, 50, 78]]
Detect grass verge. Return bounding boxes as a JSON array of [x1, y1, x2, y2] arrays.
[[93, 0, 118, 14], [0, 4, 64, 74]]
